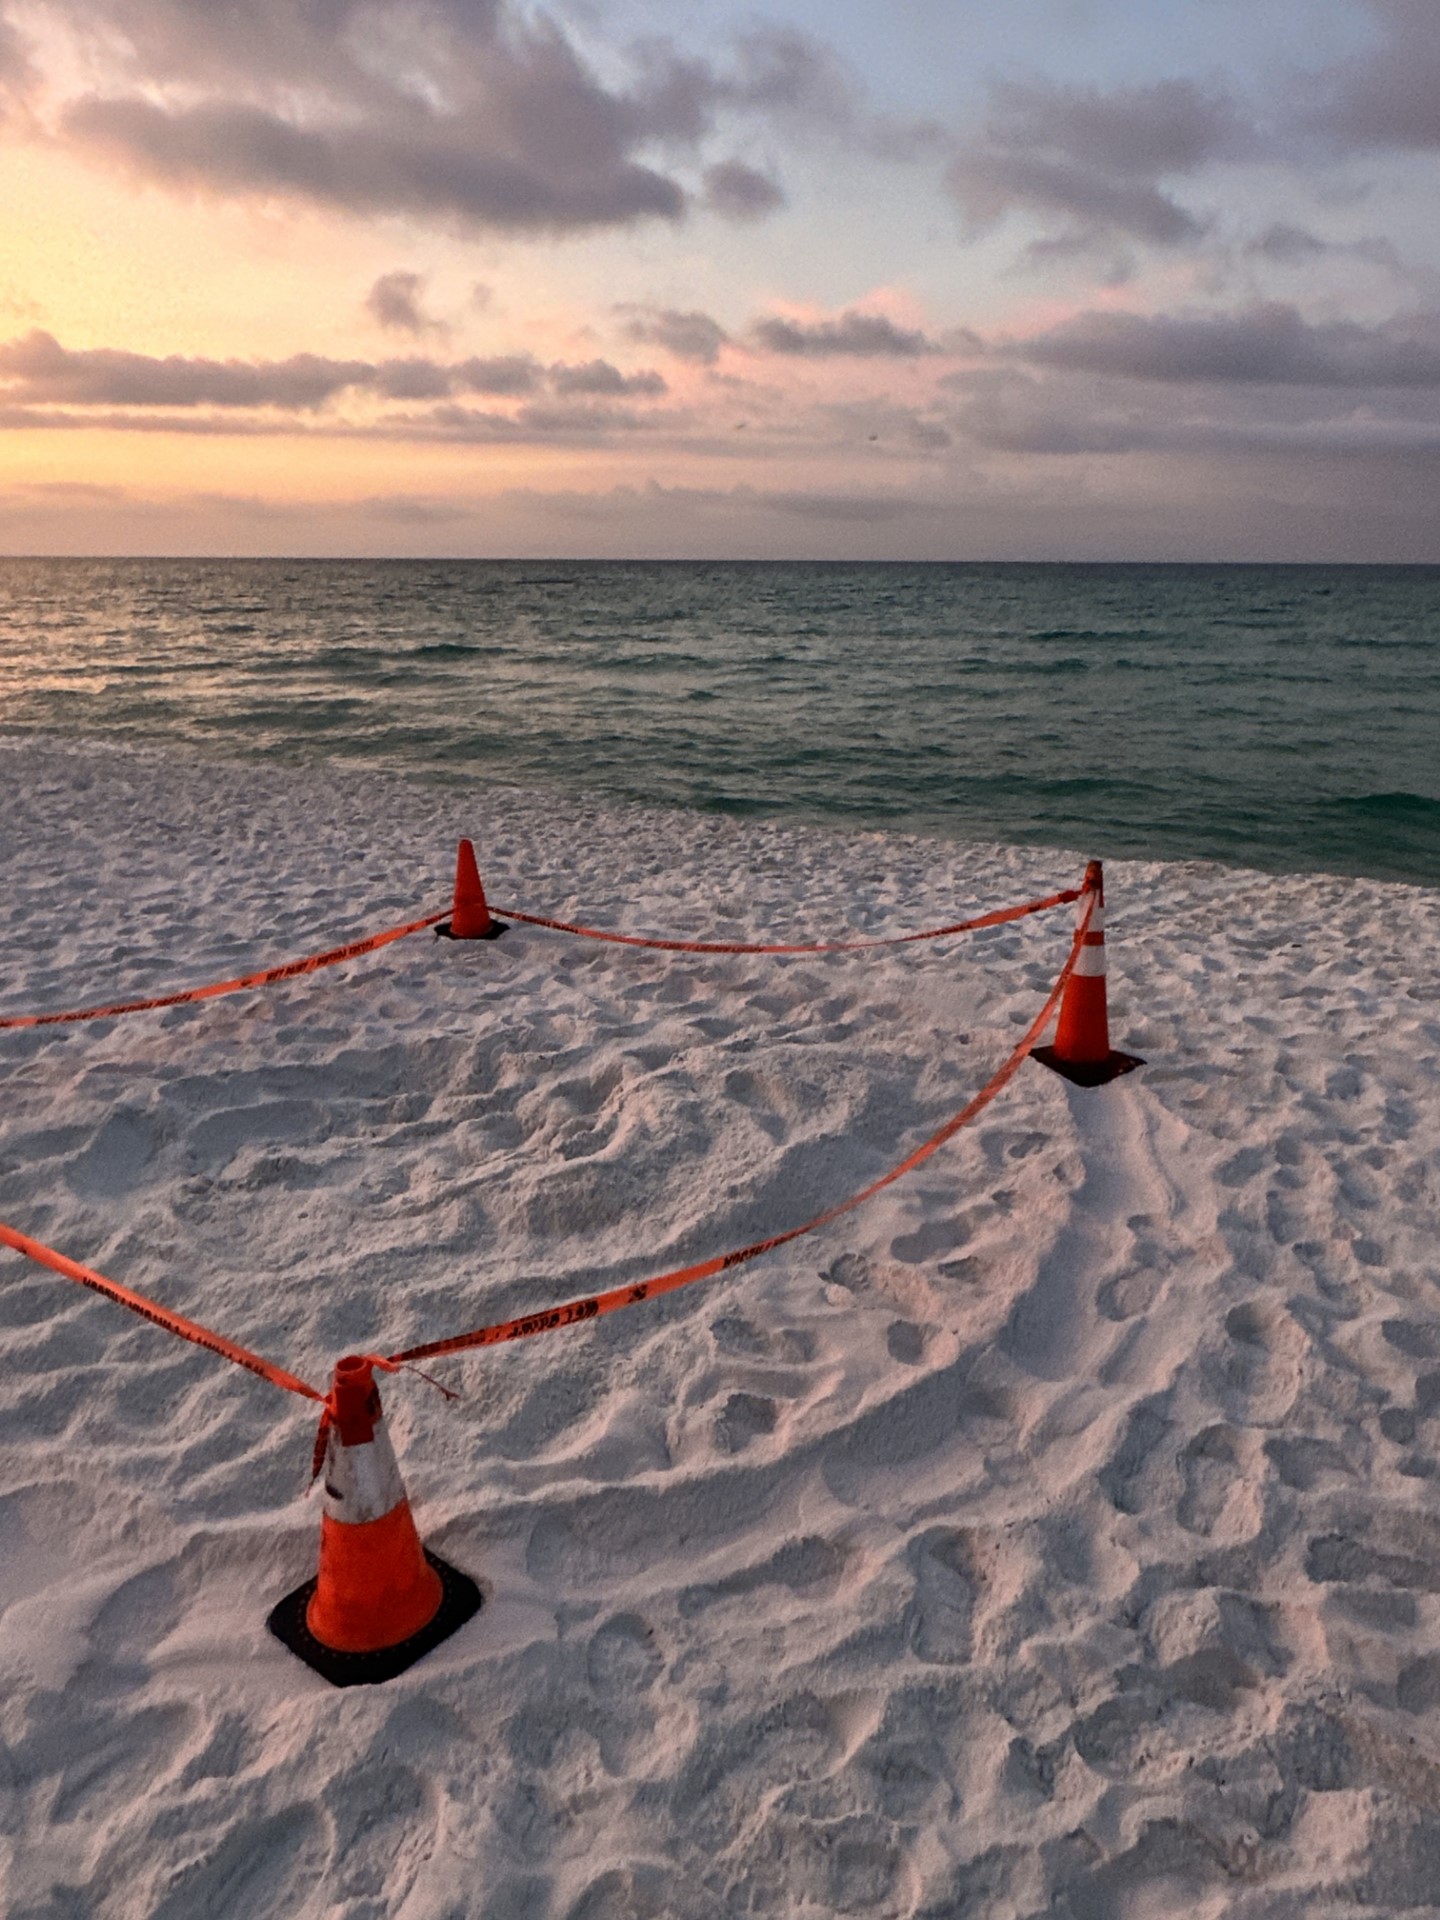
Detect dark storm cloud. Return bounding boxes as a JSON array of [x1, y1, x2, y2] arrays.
[[750, 311, 937, 357], [365, 272, 443, 336], [945, 76, 1254, 250], [619, 307, 731, 366], [702, 161, 785, 222], [1014, 304, 1440, 387]]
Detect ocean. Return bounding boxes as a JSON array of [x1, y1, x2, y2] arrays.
[[2, 557, 1437, 886]]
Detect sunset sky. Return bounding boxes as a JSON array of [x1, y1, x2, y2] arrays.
[[1, 0, 1437, 559]]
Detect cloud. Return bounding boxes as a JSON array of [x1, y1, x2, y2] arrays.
[[619, 307, 730, 366], [365, 271, 443, 336], [549, 359, 666, 397], [702, 160, 785, 222], [64, 94, 688, 233], [1305, 0, 1440, 153], [453, 355, 542, 397], [953, 385, 1440, 462], [0, 329, 371, 408], [751, 310, 937, 357], [45, 0, 706, 233], [511, 400, 658, 436], [988, 76, 1253, 180], [819, 399, 953, 451], [718, 25, 943, 162], [947, 152, 1204, 248], [945, 76, 1253, 251], [0, 331, 667, 414], [1247, 223, 1329, 265], [366, 358, 455, 401], [1245, 223, 1399, 270], [1012, 303, 1440, 387], [31, 1, 842, 235], [0, 6, 34, 117]]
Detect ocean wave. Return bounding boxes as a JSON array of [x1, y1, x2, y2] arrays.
[[1323, 791, 1440, 822]]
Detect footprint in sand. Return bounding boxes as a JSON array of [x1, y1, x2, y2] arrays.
[[147, 1806, 326, 1920], [669, 1690, 856, 1850], [1096, 1270, 1159, 1325], [906, 1528, 978, 1665], [1099, 1399, 1175, 1517], [1381, 1318, 1440, 1363], [714, 1392, 777, 1454], [564, 1865, 674, 1920], [64, 1108, 162, 1196], [678, 1535, 849, 1619], [25, 1700, 196, 1825], [1396, 1653, 1440, 1715], [587, 1613, 664, 1695], [886, 1319, 926, 1365], [1207, 1299, 1306, 1425], [1305, 1512, 1440, 1594], [768, 1811, 905, 1917], [1177, 1425, 1264, 1542]]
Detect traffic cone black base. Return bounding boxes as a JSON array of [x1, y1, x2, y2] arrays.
[[435, 918, 508, 940], [1032, 1044, 1144, 1088], [267, 1550, 482, 1688], [1033, 859, 1144, 1089], [436, 839, 507, 940]]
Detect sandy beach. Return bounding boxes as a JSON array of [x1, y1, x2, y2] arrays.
[[3, 733, 1440, 1917]]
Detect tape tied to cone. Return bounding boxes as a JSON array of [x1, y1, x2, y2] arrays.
[[267, 1356, 481, 1686], [1033, 859, 1144, 1087], [436, 839, 507, 941]]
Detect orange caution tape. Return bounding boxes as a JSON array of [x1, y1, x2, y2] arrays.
[[0, 877, 1098, 1411], [0, 912, 447, 1031], [0, 1221, 324, 1402], [387, 889, 1097, 1367], [492, 885, 1081, 956]]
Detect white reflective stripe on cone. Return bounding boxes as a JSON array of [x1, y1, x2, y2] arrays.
[[1078, 895, 1105, 935], [1074, 941, 1108, 979], [321, 1421, 407, 1523]]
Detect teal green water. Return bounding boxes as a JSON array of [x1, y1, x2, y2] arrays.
[[2, 558, 1436, 885]]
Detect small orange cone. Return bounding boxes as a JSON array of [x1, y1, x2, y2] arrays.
[[268, 1356, 481, 1686], [1034, 860, 1144, 1088], [436, 838, 507, 940]]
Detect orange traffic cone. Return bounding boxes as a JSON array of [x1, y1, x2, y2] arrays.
[[436, 838, 507, 940], [268, 1356, 481, 1686], [1034, 860, 1144, 1088]]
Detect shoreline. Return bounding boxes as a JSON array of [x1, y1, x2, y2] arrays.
[[5, 725, 1438, 899]]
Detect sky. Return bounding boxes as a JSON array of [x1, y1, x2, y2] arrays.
[[0, 0, 1438, 560]]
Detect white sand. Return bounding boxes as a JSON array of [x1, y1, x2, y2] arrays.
[[2, 734, 1440, 1918]]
